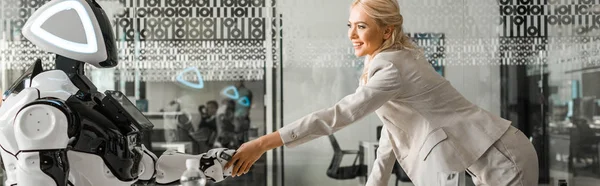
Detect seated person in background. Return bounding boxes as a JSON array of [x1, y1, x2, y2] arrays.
[[160, 100, 198, 153], [161, 100, 191, 143], [189, 100, 219, 153], [234, 80, 253, 144], [216, 99, 239, 149]]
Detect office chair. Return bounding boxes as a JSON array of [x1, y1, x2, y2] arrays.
[[377, 125, 412, 185], [326, 134, 367, 179], [393, 162, 412, 185]]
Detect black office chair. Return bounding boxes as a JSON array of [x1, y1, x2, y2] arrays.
[[377, 125, 412, 185], [392, 162, 411, 185], [326, 134, 367, 179]]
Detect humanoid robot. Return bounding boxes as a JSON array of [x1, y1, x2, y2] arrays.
[[0, 0, 235, 185]]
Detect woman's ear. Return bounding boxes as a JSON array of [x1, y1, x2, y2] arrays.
[[383, 26, 393, 39]]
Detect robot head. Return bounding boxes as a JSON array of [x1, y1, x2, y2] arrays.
[[21, 0, 117, 68]]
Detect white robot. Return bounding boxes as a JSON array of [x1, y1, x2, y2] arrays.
[[0, 0, 235, 185]]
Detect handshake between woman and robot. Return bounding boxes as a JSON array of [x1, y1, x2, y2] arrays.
[[0, 0, 238, 186]]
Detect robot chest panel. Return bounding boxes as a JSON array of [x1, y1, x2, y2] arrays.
[[70, 125, 143, 181]]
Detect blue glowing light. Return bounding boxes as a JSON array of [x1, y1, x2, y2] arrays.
[[222, 86, 239, 99], [238, 96, 250, 107], [176, 67, 204, 89]]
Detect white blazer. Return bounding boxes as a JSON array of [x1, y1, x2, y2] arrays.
[[278, 49, 511, 186]]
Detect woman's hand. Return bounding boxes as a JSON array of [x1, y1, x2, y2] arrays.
[[225, 139, 266, 177], [225, 131, 284, 177]]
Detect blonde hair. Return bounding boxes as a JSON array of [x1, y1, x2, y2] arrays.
[[353, 0, 418, 84]]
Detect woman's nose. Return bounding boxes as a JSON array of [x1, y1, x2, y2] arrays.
[[348, 29, 357, 39]]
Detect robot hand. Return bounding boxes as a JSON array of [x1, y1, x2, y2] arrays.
[[199, 148, 236, 182], [155, 148, 236, 184]]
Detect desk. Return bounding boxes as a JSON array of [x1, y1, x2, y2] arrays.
[[549, 130, 600, 175], [151, 142, 193, 153]]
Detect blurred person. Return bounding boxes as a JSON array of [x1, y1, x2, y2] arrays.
[[234, 80, 253, 144], [161, 100, 194, 153], [161, 100, 184, 143], [215, 99, 239, 149], [189, 100, 219, 153]]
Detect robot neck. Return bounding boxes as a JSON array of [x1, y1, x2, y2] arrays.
[[55, 55, 98, 95]]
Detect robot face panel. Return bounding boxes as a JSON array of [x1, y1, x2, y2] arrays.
[[22, 0, 118, 68]]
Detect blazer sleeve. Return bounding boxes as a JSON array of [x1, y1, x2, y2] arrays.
[[366, 125, 396, 186], [279, 59, 403, 147]]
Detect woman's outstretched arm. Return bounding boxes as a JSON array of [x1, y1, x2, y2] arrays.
[[225, 59, 403, 177]]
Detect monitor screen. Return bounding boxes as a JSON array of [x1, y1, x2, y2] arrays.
[[583, 71, 600, 98]]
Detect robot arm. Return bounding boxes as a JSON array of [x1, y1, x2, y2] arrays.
[[155, 148, 236, 184], [13, 98, 73, 186], [137, 144, 158, 182]]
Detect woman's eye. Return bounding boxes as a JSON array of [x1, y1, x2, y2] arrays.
[[347, 23, 351, 28], [358, 25, 366, 29]]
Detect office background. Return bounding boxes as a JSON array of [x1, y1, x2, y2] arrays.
[[1, 0, 600, 186]]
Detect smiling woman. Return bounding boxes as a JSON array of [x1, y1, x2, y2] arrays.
[[227, 0, 538, 186], [346, 0, 418, 85]]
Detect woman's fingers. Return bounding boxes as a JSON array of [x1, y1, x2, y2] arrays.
[[232, 158, 245, 176], [239, 160, 252, 176], [242, 159, 255, 174], [231, 157, 259, 177]]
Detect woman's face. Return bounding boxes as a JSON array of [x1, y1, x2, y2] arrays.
[[348, 5, 385, 58]]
